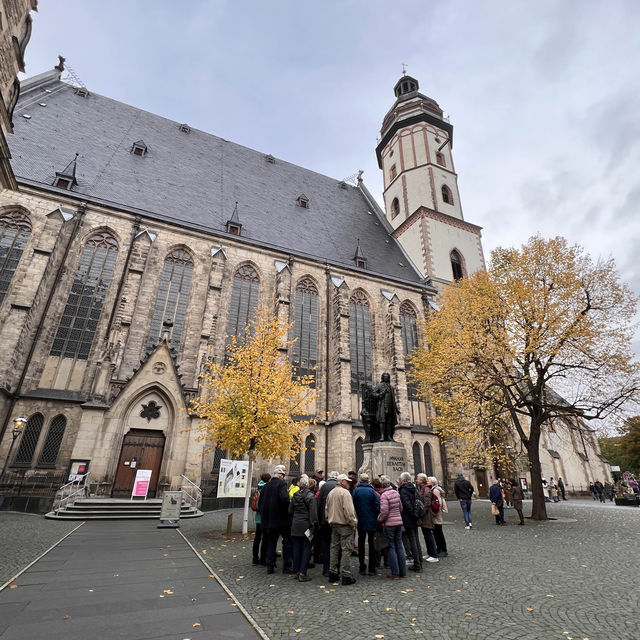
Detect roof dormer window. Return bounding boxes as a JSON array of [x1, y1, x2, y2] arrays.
[[179, 123, 191, 133], [265, 154, 276, 164], [297, 195, 309, 209], [53, 177, 72, 190], [75, 87, 89, 98], [131, 140, 148, 156]]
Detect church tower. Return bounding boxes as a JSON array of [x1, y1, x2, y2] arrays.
[[376, 74, 485, 288]]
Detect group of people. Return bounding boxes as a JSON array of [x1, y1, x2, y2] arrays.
[[541, 476, 566, 502], [254, 466, 450, 585]]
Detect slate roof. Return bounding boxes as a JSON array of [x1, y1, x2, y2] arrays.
[[9, 73, 425, 285]]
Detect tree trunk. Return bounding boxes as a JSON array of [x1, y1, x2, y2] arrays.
[[242, 451, 255, 535], [526, 421, 548, 521]]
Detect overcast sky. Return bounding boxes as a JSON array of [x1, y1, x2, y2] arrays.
[[20, 1, 640, 357]]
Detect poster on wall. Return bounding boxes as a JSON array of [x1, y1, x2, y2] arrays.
[[217, 459, 249, 498], [68, 460, 90, 482], [519, 477, 528, 492], [131, 469, 152, 500]]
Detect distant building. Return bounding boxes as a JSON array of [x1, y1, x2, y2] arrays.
[[0, 0, 37, 189]]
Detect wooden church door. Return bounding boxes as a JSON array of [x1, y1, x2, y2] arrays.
[[112, 429, 166, 497]]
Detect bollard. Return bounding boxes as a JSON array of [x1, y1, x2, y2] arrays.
[[226, 513, 233, 536]]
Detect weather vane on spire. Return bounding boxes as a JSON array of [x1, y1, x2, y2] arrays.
[[402, 63, 408, 76]]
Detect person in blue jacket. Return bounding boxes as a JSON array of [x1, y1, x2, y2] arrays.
[[352, 472, 380, 575], [489, 479, 506, 525]]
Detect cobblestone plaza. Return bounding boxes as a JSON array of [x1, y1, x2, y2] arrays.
[[1, 500, 638, 640]]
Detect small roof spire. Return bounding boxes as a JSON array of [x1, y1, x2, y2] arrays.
[[353, 238, 367, 268], [226, 201, 242, 235], [402, 63, 408, 76], [54, 153, 79, 189], [61, 153, 79, 179]]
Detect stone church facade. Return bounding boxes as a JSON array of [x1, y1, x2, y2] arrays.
[[0, 65, 608, 507]]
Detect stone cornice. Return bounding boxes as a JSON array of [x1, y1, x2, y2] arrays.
[[392, 206, 482, 239]]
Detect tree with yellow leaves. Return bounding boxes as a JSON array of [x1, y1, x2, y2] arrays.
[[192, 304, 319, 534], [410, 236, 640, 520]]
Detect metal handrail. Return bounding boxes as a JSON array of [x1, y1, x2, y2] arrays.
[[53, 472, 90, 513], [180, 474, 202, 509]]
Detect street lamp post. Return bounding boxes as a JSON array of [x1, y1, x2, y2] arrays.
[[0, 416, 27, 485]]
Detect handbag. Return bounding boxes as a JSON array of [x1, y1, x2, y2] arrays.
[[374, 530, 389, 551], [491, 503, 499, 516]]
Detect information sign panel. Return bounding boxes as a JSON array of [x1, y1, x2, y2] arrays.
[[131, 469, 152, 500], [218, 459, 249, 498]]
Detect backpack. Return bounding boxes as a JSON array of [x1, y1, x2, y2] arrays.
[[431, 491, 440, 513], [251, 489, 259, 511], [413, 496, 426, 519]]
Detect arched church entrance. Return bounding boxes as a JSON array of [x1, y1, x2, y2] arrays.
[[112, 429, 166, 497]]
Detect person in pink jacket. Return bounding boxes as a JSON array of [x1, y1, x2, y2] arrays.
[[377, 475, 406, 578]]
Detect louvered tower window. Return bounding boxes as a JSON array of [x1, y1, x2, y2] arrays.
[[13, 413, 44, 467], [349, 291, 372, 393], [225, 265, 260, 345], [292, 278, 318, 387], [38, 415, 67, 467], [50, 232, 118, 359], [147, 249, 194, 350], [0, 211, 31, 305], [400, 302, 419, 401]]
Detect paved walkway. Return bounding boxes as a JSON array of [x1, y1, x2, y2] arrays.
[[0, 520, 260, 640]]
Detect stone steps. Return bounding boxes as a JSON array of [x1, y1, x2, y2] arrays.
[[45, 497, 204, 520]]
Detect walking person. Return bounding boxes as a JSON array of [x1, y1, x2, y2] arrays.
[[511, 478, 525, 525], [503, 479, 513, 507], [377, 475, 407, 579], [453, 471, 474, 529], [289, 474, 318, 581], [594, 480, 605, 503], [416, 473, 439, 564], [352, 473, 380, 576], [252, 473, 270, 566], [549, 477, 559, 502], [398, 472, 423, 572], [259, 465, 293, 574], [428, 476, 449, 556], [558, 477, 567, 501], [490, 479, 506, 525], [326, 474, 358, 585]]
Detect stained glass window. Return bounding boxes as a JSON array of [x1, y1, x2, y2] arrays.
[[400, 302, 419, 401], [50, 232, 118, 359], [0, 211, 31, 305], [147, 249, 194, 350], [38, 415, 66, 467], [413, 442, 423, 474], [349, 290, 372, 393], [13, 413, 44, 466], [292, 278, 318, 387], [225, 265, 259, 345]]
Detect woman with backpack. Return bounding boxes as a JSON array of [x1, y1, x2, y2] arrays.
[[428, 476, 449, 557], [377, 475, 407, 579], [398, 472, 423, 573]]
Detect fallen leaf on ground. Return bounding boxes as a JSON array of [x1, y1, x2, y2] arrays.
[[209, 574, 215, 578], [193, 623, 201, 628], [63, 615, 70, 620], [295, 629, 302, 633], [405, 588, 413, 592], [345, 610, 351, 614], [385, 607, 393, 611], [362, 599, 370, 603], [288, 611, 294, 615], [526, 608, 534, 612], [546, 594, 554, 598], [9, 585, 17, 589], [375, 635, 384, 639], [465, 612, 472, 617], [163, 590, 173, 594], [449, 575, 456, 580]]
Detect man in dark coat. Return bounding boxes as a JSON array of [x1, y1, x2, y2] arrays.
[[489, 480, 506, 525], [398, 471, 423, 571], [372, 373, 400, 441], [557, 477, 567, 500], [453, 471, 474, 529], [352, 473, 380, 575], [316, 470, 339, 576], [258, 465, 293, 574]]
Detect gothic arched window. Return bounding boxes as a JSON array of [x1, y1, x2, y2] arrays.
[[413, 442, 423, 474], [304, 434, 316, 474], [441, 184, 454, 205], [226, 264, 260, 345], [355, 437, 364, 473], [289, 449, 301, 475], [391, 197, 400, 219], [292, 278, 319, 387], [423, 442, 433, 476], [435, 152, 446, 167], [147, 248, 194, 350], [349, 290, 372, 393], [0, 210, 31, 305], [13, 413, 44, 467], [400, 302, 419, 401], [450, 250, 464, 281], [38, 415, 67, 467], [50, 232, 118, 359]]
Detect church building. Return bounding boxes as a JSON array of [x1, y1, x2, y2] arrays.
[[0, 64, 608, 509]]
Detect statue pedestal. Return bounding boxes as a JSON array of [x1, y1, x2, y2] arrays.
[[359, 441, 407, 481]]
